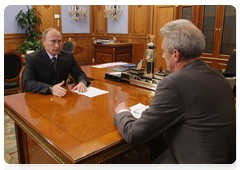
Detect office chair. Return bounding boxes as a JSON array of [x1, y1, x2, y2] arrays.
[[224, 51, 236, 77], [62, 37, 76, 53], [223, 50, 236, 96], [4, 52, 23, 95], [18, 66, 25, 93]]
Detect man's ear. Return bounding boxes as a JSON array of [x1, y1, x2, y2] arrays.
[[42, 38, 45, 45], [173, 49, 180, 61]]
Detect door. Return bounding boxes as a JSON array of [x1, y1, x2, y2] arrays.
[[153, 5, 177, 70], [34, 5, 62, 33]]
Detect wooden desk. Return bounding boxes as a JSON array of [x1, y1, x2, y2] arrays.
[[80, 65, 155, 94], [4, 80, 154, 164], [93, 43, 132, 64]]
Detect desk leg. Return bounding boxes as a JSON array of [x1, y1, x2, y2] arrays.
[[15, 122, 29, 164], [15, 123, 65, 170]]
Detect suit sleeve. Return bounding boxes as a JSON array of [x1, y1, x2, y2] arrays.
[[23, 54, 51, 94], [114, 77, 185, 145], [69, 54, 91, 87]]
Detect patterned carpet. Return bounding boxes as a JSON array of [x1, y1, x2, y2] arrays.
[[4, 113, 19, 164], [4, 113, 151, 164]]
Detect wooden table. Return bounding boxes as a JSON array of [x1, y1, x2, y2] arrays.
[[4, 79, 154, 164]]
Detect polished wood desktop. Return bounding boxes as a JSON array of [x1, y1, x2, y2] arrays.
[[80, 64, 155, 94], [4, 78, 154, 164]]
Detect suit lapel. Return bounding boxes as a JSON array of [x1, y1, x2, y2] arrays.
[[40, 48, 57, 78]]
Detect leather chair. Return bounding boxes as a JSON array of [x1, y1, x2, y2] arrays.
[[228, 158, 238, 170], [62, 37, 76, 84], [18, 66, 25, 93], [4, 52, 23, 95], [62, 37, 76, 53]]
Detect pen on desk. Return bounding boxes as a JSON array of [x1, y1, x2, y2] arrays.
[[133, 110, 141, 114]]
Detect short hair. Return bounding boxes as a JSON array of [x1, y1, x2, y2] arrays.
[[42, 28, 61, 40], [160, 19, 205, 59]]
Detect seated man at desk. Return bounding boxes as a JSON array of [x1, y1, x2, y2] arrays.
[[114, 19, 236, 163], [23, 28, 90, 97]]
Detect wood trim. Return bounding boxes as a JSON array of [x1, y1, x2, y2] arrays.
[[201, 56, 229, 61]]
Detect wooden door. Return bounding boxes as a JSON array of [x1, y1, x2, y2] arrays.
[[153, 5, 177, 70], [34, 5, 62, 33]]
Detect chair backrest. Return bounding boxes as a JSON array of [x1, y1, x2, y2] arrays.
[[62, 37, 76, 53], [228, 158, 238, 170], [18, 66, 25, 93], [4, 52, 23, 82], [225, 51, 236, 74]]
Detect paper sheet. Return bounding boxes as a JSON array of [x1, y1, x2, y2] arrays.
[[72, 87, 109, 98], [130, 103, 149, 119]]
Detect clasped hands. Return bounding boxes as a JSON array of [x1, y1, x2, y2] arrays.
[[52, 80, 87, 97]]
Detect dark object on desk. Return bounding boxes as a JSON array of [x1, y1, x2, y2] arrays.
[[130, 68, 145, 75], [105, 72, 122, 82], [4, 52, 23, 95], [158, 66, 163, 73], [135, 61, 138, 68]]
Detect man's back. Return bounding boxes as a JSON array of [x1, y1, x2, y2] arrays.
[[163, 59, 236, 163]]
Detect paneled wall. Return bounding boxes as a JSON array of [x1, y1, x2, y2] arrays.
[[4, 5, 153, 66]]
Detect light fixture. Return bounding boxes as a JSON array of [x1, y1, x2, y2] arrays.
[[104, 5, 123, 21], [68, 5, 87, 22]]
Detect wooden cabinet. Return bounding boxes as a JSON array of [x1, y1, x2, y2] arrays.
[[178, 5, 199, 26], [199, 5, 236, 57], [178, 5, 236, 70], [199, 5, 236, 70], [93, 43, 133, 64]]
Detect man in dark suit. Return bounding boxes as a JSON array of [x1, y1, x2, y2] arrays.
[[114, 19, 236, 163], [23, 28, 90, 97]]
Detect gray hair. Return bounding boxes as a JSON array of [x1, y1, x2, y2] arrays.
[[160, 19, 205, 59], [42, 28, 61, 40]]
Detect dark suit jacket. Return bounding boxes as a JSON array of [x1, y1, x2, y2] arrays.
[[23, 48, 90, 94], [114, 59, 236, 163]]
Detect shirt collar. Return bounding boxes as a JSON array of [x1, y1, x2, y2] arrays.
[[46, 51, 58, 60]]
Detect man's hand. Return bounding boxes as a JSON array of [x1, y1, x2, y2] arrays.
[[115, 102, 131, 114], [72, 82, 87, 93], [52, 81, 67, 97]]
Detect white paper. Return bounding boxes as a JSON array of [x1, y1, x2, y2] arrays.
[[108, 72, 122, 77], [72, 87, 109, 98], [91, 62, 128, 68], [130, 103, 149, 119]]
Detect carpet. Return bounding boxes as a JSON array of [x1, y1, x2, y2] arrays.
[[4, 113, 19, 164], [4, 113, 151, 164]]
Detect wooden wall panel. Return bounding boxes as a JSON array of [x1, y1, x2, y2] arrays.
[[153, 5, 177, 70], [131, 5, 149, 37], [62, 36, 93, 66], [4, 34, 26, 52], [93, 5, 106, 36]]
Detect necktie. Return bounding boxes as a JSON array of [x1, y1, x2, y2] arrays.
[[52, 57, 57, 73]]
